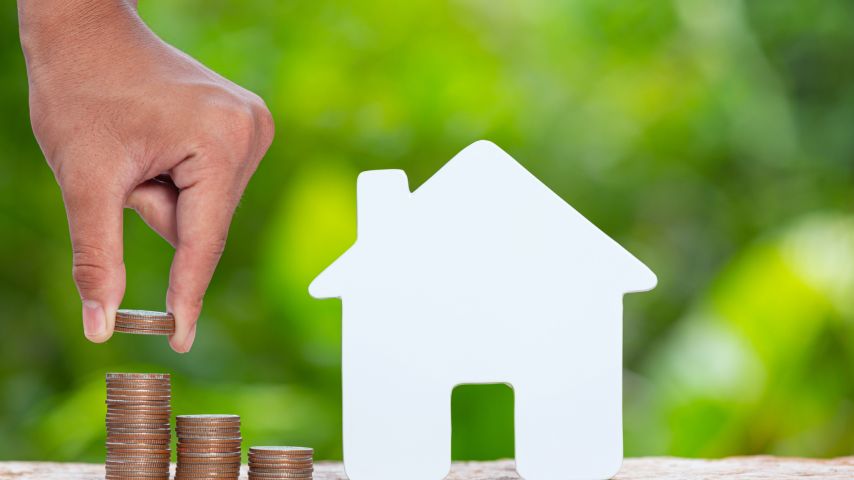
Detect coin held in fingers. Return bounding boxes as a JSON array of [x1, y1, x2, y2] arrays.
[[114, 309, 175, 335]]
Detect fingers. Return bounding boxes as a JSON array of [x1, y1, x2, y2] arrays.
[[60, 166, 127, 343], [163, 99, 273, 354], [165, 174, 238, 353], [126, 178, 179, 246]]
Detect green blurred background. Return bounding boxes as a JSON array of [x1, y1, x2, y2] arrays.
[[2, 0, 853, 463]]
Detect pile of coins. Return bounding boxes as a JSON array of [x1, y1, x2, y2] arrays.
[[105, 373, 171, 480], [114, 309, 175, 335], [248, 446, 314, 479], [176, 414, 242, 479]]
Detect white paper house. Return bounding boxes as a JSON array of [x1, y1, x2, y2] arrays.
[[310, 140, 656, 480]]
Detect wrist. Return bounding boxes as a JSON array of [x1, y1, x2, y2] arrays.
[[18, 0, 138, 68]]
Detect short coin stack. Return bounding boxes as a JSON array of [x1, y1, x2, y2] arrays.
[[175, 414, 242, 479], [248, 446, 314, 479], [105, 373, 171, 480], [114, 309, 175, 335]]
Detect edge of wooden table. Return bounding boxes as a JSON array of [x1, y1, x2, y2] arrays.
[[2, 456, 854, 479]]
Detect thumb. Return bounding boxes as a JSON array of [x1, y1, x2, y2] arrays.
[[60, 169, 127, 342]]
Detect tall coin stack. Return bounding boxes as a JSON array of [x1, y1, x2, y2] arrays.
[[175, 414, 242, 479], [105, 373, 172, 480], [248, 446, 314, 479]]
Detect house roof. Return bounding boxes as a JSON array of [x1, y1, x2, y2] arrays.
[[310, 140, 656, 298]]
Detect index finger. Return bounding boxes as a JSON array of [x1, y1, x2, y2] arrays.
[[165, 171, 241, 353], [165, 99, 273, 353]]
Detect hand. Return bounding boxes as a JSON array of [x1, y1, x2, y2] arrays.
[[18, 0, 274, 352]]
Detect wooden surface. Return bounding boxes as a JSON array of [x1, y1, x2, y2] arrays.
[[2, 457, 854, 479]]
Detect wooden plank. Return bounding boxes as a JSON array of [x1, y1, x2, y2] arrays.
[[2, 457, 853, 479]]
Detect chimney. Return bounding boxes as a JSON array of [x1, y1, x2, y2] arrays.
[[356, 170, 410, 241]]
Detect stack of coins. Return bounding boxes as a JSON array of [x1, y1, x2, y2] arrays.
[[248, 446, 314, 479], [114, 309, 175, 335], [175, 414, 242, 479], [105, 373, 171, 480]]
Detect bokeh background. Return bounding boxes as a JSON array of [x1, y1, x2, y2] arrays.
[[2, 0, 853, 463]]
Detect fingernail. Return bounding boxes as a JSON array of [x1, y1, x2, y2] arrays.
[[183, 323, 198, 353], [82, 300, 106, 339]]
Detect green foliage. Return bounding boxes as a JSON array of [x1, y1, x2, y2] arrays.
[[452, 384, 515, 460], [1, 0, 853, 462]]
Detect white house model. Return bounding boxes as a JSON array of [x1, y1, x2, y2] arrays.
[[310, 141, 656, 480]]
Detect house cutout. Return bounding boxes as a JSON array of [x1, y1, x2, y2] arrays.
[[310, 140, 656, 480]]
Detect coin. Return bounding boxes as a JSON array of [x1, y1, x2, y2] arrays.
[[248, 470, 314, 479], [177, 414, 240, 422], [115, 309, 174, 322], [107, 372, 171, 380], [114, 309, 176, 335], [249, 459, 313, 467], [250, 447, 313, 455], [113, 328, 173, 336]]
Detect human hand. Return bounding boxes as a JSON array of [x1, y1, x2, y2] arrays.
[[18, 0, 274, 352]]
